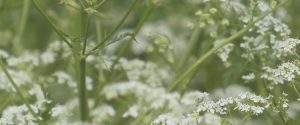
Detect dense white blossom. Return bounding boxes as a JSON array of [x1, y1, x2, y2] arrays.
[[255, 16, 290, 37], [53, 71, 77, 90], [273, 38, 300, 57], [0, 105, 37, 125], [0, 69, 32, 90], [91, 104, 116, 124], [261, 62, 300, 84], [214, 40, 235, 63], [242, 73, 255, 81], [118, 59, 171, 87]]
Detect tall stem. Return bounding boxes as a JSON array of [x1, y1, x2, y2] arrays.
[[76, 2, 90, 121], [78, 57, 89, 121]]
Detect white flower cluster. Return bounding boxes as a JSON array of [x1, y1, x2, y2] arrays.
[[117, 59, 171, 87], [0, 68, 32, 91], [240, 36, 269, 60], [151, 112, 222, 125], [102, 79, 271, 125], [50, 100, 115, 125], [40, 41, 71, 64], [214, 40, 235, 63], [257, 1, 270, 12], [220, 0, 247, 15], [7, 52, 39, 66], [196, 92, 269, 115], [242, 73, 256, 81], [1, 41, 70, 68], [91, 104, 116, 124], [272, 38, 300, 58], [0, 105, 38, 125], [50, 100, 78, 123], [261, 62, 300, 84], [239, 13, 294, 61], [102, 81, 180, 111], [151, 91, 270, 125], [255, 15, 291, 37], [52, 71, 93, 92], [0, 49, 9, 58]]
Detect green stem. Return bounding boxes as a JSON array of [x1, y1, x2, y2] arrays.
[[78, 57, 89, 121], [263, 81, 289, 124], [77, 3, 90, 121], [0, 93, 11, 112], [0, 60, 39, 120], [31, 0, 72, 48], [92, 21, 106, 108], [110, 3, 154, 71], [291, 82, 300, 97], [13, 0, 31, 53], [94, 0, 106, 9], [96, 21, 102, 43], [17, 0, 30, 39], [81, 14, 90, 55], [107, 3, 153, 83], [87, 0, 139, 54], [167, 0, 289, 91], [168, 25, 250, 91], [239, 113, 251, 125], [177, 26, 201, 71]]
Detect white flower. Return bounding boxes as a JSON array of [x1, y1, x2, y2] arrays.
[[91, 104, 115, 123], [257, 1, 269, 12], [181, 91, 209, 105], [242, 73, 255, 81], [214, 40, 235, 63], [0, 105, 38, 125], [0, 49, 9, 58], [123, 105, 139, 118], [273, 38, 300, 57], [53, 71, 77, 91], [151, 113, 179, 125], [7, 52, 39, 66], [261, 62, 300, 84], [40, 51, 56, 64]]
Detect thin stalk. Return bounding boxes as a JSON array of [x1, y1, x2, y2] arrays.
[[168, 26, 250, 91], [76, 3, 90, 121], [177, 26, 201, 71], [13, 0, 30, 53], [239, 113, 251, 125], [31, 0, 72, 48], [107, 4, 153, 83], [0, 60, 39, 120], [110, 3, 154, 71], [167, 0, 289, 91], [87, 0, 139, 54], [81, 15, 90, 54], [0, 93, 11, 111], [291, 83, 300, 97], [16, 0, 30, 40], [92, 21, 106, 108], [96, 21, 102, 43], [263, 81, 289, 124], [94, 0, 106, 9]]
